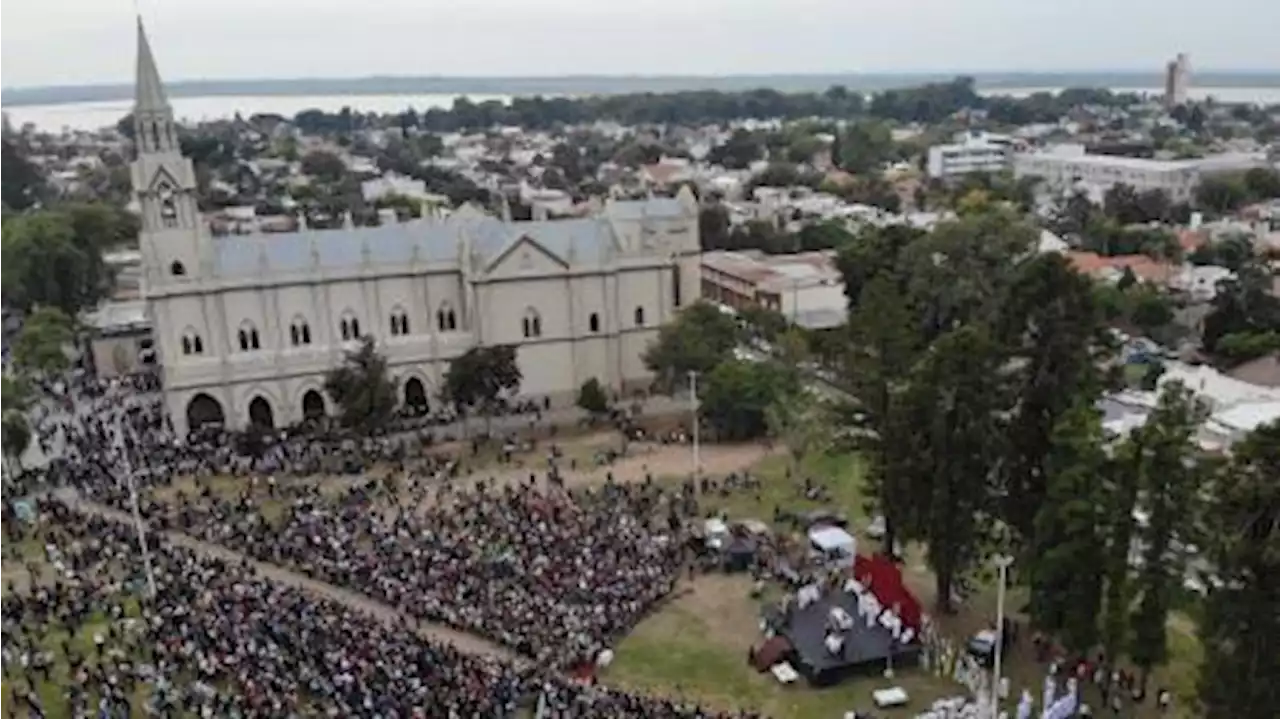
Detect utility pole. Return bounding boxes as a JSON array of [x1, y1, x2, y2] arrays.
[[688, 370, 700, 480], [991, 554, 1014, 718], [115, 417, 158, 600]]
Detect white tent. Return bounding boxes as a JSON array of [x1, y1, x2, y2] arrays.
[[809, 525, 857, 566]]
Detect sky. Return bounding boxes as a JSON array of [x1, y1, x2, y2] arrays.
[[2, 0, 1278, 88]]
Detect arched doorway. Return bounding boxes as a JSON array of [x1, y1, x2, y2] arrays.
[[404, 377, 429, 414], [301, 389, 326, 420], [186, 393, 225, 431], [248, 396, 275, 430]]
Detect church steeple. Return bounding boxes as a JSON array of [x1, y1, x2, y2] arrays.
[[134, 17, 177, 154]]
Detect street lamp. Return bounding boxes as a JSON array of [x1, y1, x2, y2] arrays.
[[115, 417, 158, 600], [688, 370, 700, 481], [992, 554, 1014, 718]]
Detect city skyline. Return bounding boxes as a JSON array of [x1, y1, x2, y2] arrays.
[[3, 0, 1279, 89]]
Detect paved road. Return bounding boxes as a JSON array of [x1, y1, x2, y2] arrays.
[[54, 488, 525, 665]]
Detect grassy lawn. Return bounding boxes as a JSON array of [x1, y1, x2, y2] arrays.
[[625, 449, 1205, 719]]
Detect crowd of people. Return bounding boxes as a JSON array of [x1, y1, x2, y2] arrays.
[[4, 498, 761, 718], [145, 473, 691, 670], [6, 370, 770, 716]]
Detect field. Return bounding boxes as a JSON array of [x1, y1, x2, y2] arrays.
[[605, 450, 1204, 719], [5, 427, 1206, 718]]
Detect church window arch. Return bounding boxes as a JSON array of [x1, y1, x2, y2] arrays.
[[634, 306, 646, 327], [436, 302, 458, 332], [290, 316, 312, 347], [522, 307, 543, 339], [389, 307, 410, 336], [180, 327, 204, 356], [170, 260, 186, 276], [238, 321, 261, 351], [589, 312, 601, 333], [340, 311, 361, 341]]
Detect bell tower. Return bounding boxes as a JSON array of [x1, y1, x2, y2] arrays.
[[131, 17, 204, 286]]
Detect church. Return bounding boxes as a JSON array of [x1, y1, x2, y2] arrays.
[[130, 21, 701, 436]]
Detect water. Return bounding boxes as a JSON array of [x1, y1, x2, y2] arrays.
[[4, 93, 514, 132], [6, 86, 1280, 132], [977, 86, 1280, 104]]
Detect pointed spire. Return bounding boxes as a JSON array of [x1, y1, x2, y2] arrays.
[[135, 17, 171, 115]]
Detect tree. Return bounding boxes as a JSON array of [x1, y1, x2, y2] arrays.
[[2, 139, 45, 211], [300, 150, 348, 183], [323, 337, 398, 434], [1128, 382, 1208, 691], [904, 326, 1007, 613], [442, 345, 522, 434], [844, 274, 920, 554], [700, 359, 797, 441], [1195, 174, 1249, 215], [1129, 287, 1175, 336], [576, 377, 610, 418], [1101, 424, 1144, 665], [1197, 420, 1280, 718], [836, 120, 894, 175], [1026, 404, 1109, 656], [1241, 166, 1280, 201], [698, 205, 731, 251], [766, 389, 832, 477], [1, 210, 114, 314], [12, 307, 76, 377], [643, 302, 741, 391], [996, 253, 1113, 550], [707, 129, 764, 170], [1, 377, 34, 478]]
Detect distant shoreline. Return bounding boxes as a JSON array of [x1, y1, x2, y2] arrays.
[[6, 71, 1280, 107]]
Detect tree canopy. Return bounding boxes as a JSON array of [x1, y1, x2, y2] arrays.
[[1, 203, 132, 314], [323, 337, 398, 434], [442, 345, 522, 430], [11, 307, 76, 377], [643, 302, 742, 391]]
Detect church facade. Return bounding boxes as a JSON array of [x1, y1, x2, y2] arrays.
[[130, 22, 701, 436]]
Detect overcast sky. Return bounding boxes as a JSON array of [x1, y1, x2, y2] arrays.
[[3, 0, 1278, 88]]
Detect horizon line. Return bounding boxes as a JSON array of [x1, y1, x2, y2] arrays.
[[7, 68, 1280, 94]]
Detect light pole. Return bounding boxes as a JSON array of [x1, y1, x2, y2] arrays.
[[992, 554, 1014, 718], [688, 370, 700, 480], [115, 417, 158, 600]]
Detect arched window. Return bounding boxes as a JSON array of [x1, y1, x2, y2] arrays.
[[634, 306, 646, 327], [589, 312, 600, 333], [181, 328, 203, 356], [340, 312, 360, 341], [389, 308, 410, 337], [522, 308, 542, 339], [290, 316, 312, 347], [437, 303, 458, 332], [170, 260, 186, 276], [239, 322, 261, 351]]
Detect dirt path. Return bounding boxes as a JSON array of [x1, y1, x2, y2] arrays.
[[53, 488, 524, 665]]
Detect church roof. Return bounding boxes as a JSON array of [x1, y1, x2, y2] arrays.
[[135, 17, 170, 114], [211, 213, 623, 279], [607, 197, 685, 221]]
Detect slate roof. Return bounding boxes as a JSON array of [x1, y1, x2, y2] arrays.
[[212, 209, 632, 279]]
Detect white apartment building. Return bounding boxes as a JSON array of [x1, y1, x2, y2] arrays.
[[926, 132, 1014, 180], [1013, 144, 1267, 203]]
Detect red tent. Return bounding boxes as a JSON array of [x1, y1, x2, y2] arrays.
[[852, 554, 924, 637]]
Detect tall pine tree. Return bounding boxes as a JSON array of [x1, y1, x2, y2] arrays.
[[906, 326, 1007, 612], [1128, 382, 1208, 691], [1197, 421, 1280, 718], [1027, 403, 1109, 656]]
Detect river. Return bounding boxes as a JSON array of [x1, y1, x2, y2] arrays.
[[5, 86, 1280, 132]]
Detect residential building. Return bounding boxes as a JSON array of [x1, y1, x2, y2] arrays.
[[926, 132, 1015, 180], [130, 20, 701, 436], [1164, 53, 1191, 108], [1013, 144, 1266, 203], [701, 250, 845, 329], [361, 173, 430, 203]]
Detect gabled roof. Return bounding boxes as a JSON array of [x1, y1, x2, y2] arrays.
[[483, 233, 570, 274]]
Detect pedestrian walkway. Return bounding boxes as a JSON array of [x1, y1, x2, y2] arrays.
[[54, 488, 524, 664]]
